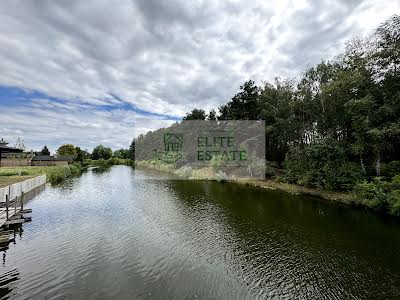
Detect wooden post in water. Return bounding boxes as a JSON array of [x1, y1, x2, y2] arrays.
[[14, 194, 18, 215], [5, 194, 9, 221], [21, 191, 24, 212]]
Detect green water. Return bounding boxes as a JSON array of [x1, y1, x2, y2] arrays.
[[1, 166, 400, 299]]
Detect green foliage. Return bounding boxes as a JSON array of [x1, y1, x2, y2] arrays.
[[284, 138, 362, 190], [389, 192, 400, 216], [45, 164, 82, 184], [57, 144, 77, 156], [91, 145, 113, 160], [352, 175, 400, 215], [207, 109, 217, 120], [183, 109, 206, 120], [0, 165, 82, 185], [264, 161, 276, 177], [113, 149, 130, 159], [128, 139, 135, 160], [40, 145, 50, 156], [352, 179, 389, 210], [219, 80, 260, 120], [132, 15, 400, 216], [75, 147, 90, 162], [84, 158, 133, 167], [0, 170, 28, 176], [247, 155, 271, 177], [106, 158, 132, 166], [382, 161, 400, 177]]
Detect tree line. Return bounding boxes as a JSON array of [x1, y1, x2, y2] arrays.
[[37, 139, 135, 162], [183, 15, 399, 176], [179, 15, 400, 214]]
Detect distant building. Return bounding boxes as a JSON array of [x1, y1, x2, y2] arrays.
[[0, 138, 76, 167], [0, 138, 24, 167], [31, 155, 75, 166], [0, 152, 33, 167]]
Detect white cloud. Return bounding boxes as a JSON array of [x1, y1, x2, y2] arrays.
[[0, 100, 174, 152]]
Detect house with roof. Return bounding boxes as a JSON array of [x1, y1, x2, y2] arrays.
[[1, 138, 76, 167], [0, 152, 34, 167], [31, 155, 75, 166], [0, 138, 27, 167]]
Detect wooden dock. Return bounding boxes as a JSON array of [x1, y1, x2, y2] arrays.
[[0, 175, 45, 244], [0, 192, 31, 227], [0, 192, 31, 245]]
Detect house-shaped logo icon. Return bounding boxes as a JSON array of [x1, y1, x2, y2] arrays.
[[163, 133, 183, 152]]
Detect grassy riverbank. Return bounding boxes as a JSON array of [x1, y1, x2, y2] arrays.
[[137, 160, 351, 201], [0, 164, 84, 186], [239, 179, 352, 203], [0, 158, 133, 188]]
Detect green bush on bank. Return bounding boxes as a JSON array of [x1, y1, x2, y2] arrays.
[[83, 158, 133, 167], [46, 163, 83, 184], [284, 138, 363, 190], [352, 175, 400, 215], [381, 161, 400, 178]]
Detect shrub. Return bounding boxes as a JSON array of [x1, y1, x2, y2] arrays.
[[265, 161, 275, 177], [352, 175, 400, 214], [174, 166, 193, 178], [284, 138, 363, 190], [69, 164, 80, 175], [247, 156, 271, 177], [215, 170, 228, 182], [389, 190, 400, 216], [46, 164, 83, 184], [382, 161, 400, 178], [84, 158, 133, 167], [352, 179, 389, 210]]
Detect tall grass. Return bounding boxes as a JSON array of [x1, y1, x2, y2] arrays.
[[46, 164, 82, 184]]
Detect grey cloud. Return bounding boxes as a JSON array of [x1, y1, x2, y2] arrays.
[[0, 0, 398, 149]]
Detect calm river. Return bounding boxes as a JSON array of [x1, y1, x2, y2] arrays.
[[1, 166, 400, 299]]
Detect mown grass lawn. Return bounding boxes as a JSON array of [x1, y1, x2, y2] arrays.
[[0, 166, 52, 188], [0, 175, 33, 188], [0, 165, 82, 186]]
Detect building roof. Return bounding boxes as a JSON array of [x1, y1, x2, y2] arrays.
[[31, 155, 75, 161], [0, 138, 23, 153]]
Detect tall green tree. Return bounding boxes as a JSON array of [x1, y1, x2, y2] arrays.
[[114, 149, 129, 159], [57, 144, 77, 156], [219, 80, 260, 120], [91, 145, 112, 160], [258, 78, 297, 162], [75, 146, 90, 162], [183, 109, 206, 120], [128, 139, 135, 160], [40, 145, 50, 156], [207, 109, 217, 120]]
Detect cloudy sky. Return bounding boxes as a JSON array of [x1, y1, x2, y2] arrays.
[[0, 0, 398, 152]]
